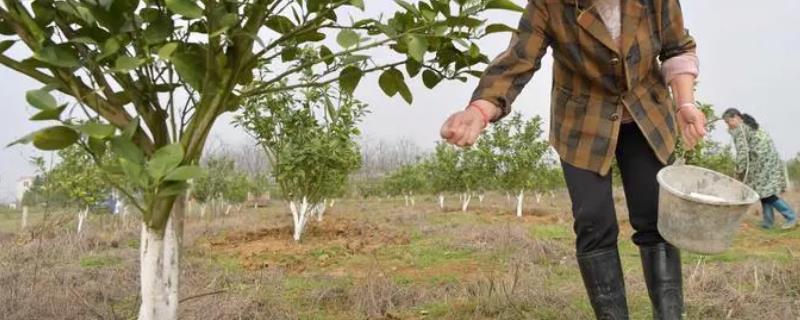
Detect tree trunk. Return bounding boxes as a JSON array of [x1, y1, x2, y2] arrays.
[[200, 204, 206, 218], [404, 195, 410, 207], [316, 200, 327, 222], [438, 194, 445, 210], [516, 190, 524, 218], [224, 204, 231, 216], [461, 193, 472, 212], [410, 192, 415, 207], [536, 193, 542, 204], [506, 192, 511, 205], [77, 206, 88, 234], [21, 206, 28, 229], [330, 199, 336, 208], [290, 197, 311, 242], [478, 193, 485, 203], [138, 197, 183, 320]]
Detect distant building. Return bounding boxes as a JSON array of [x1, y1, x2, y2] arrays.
[[16, 176, 34, 206]]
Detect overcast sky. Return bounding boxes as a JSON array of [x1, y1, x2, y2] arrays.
[[1, 1, 799, 202]]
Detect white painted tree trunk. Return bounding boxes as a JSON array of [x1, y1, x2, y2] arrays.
[[461, 193, 472, 212], [404, 195, 410, 207], [236, 204, 242, 214], [478, 194, 485, 203], [200, 204, 206, 218], [536, 193, 542, 204], [516, 190, 525, 218], [315, 199, 328, 222], [138, 198, 183, 320], [438, 194, 445, 210], [506, 192, 511, 205], [329, 199, 336, 208], [77, 206, 88, 234], [290, 197, 312, 242], [224, 204, 232, 216], [550, 191, 555, 199], [410, 192, 415, 207], [21, 206, 28, 229]]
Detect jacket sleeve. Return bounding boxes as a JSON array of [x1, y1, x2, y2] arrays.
[[658, 0, 696, 62], [731, 127, 750, 177], [470, 0, 551, 122]]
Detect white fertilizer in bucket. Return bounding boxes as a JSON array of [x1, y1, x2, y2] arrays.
[[656, 165, 760, 254]]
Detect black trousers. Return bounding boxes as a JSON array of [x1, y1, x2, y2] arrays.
[[562, 123, 667, 254]]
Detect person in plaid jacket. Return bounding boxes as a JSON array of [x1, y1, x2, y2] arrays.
[[441, 0, 707, 319]]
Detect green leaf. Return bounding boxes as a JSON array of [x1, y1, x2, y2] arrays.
[[165, 0, 204, 19], [33, 44, 80, 68], [394, 0, 419, 16], [378, 68, 411, 103], [111, 136, 145, 164], [164, 165, 203, 181], [146, 143, 184, 180], [158, 42, 179, 59], [30, 104, 67, 121], [171, 45, 206, 90], [485, 0, 524, 12], [319, 45, 334, 65], [265, 16, 296, 34], [113, 55, 145, 72], [484, 23, 518, 35], [422, 69, 441, 89], [32, 126, 79, 151], [295, 31, 326, 42], [144, 15, 174, 44], [405, 59, 421, 77], [157, 181, 189, 197], [406, 34, 428, 62], [0, 40, 14, 54], [98, 38, 120, 61], [337, 29, 359, 48], [378, 69, 399, 97], [6, 133, 35, 148], [26, 89, 58, 110], [349, 0, 364, 10], [119, 158, 146, 187], [339, 66, 363, 95], [88, 137, 107, 156], [77, 123, 116, 139]]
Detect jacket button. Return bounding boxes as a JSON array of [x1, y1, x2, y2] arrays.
[[610, 57, 620, 65], [610, 113, 620, 121]]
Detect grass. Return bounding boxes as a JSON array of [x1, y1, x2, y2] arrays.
[[2, 190, 800, 319], [79, 255, 122, 268]]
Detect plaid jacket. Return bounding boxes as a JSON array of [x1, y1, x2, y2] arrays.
[[472, 0, 696, 175]]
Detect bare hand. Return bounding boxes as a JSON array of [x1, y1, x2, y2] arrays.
[[677, 106, 707, 149], [440, 101, 497, 147]]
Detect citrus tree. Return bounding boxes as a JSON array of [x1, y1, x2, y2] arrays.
[[236, 77, 364, 241], [787, 154, 799, 189], [191, 155, 250, 216], [384, 162, 428, 207], [483, 113, 549, 217], [427, 142, 459, 210], [47, 145, 112, 233], [0, 0, 522, 317]]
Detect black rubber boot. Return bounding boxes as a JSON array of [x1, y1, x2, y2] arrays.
[[640, 243, 684, 320], [577, 247, 629, 320]]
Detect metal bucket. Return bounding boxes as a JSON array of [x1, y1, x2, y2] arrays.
[[656, 165, 759, 254]]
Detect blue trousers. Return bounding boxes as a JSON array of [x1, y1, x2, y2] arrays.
[[761, 195, 797, 227]]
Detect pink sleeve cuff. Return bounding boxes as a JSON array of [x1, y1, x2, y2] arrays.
[[662, 52, 699, 84]]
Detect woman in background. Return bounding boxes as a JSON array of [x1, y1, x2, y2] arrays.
[[723, 108, 797, 230]]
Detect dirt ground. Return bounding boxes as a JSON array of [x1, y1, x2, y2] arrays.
[[1, 190, 799, 319]]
